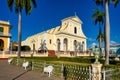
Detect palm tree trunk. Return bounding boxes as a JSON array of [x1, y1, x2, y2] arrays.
[[105, 0, 110, 65], [18, 11, 22, 58]]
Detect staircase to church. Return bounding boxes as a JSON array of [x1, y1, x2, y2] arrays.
[[48, 50, 57, 57]]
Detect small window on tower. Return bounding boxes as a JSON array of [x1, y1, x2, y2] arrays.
[[50, 39, 52, 44], [74, 27, 77, 34]]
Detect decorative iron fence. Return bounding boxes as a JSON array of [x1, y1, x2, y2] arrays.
[[63, 65, 91, 80]]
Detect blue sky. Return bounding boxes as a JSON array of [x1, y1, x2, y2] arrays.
[[0, 0, 120, 48]]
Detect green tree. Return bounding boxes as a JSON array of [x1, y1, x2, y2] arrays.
[[94, 0, 119, 65], [7, 0, 37, 58], [91, 8, 104, 57]]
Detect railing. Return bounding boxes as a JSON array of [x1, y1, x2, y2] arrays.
[[0, 32, 11, 36], [63, 65, 91, 80], [32, 61, 92, 80], [102, 68, 120, 80]]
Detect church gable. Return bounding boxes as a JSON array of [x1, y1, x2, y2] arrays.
[[56, 16, 86, 38], [61, 16, 82, 25]]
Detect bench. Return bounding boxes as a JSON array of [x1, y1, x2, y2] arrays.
[[43, 65, 54, 77], [22, 61, 29, 70], [8, 58, 13, 64]]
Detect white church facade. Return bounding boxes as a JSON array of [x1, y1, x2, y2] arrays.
[[22, 16, 87, 56]]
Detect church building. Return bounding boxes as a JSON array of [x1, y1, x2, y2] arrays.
[[22, 16, 87, 55]]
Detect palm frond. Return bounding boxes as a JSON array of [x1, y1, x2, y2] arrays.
[[19, 0, 25, 9], [8, 0, 37, 15], [25, 0, 32, 15], [7, 0, 14, 11], [111, 0, 120, 7], [94, 0, 104, 6], [31, 0, 37, 8], [15, 7, 19, 14], [91, 8, 105, 25], [14, 0, 19, 8]]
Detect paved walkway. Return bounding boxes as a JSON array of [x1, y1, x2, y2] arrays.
[[0, 60, 64, 80]]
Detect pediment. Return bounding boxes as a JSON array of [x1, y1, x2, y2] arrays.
[[62, 16, 83, 24]]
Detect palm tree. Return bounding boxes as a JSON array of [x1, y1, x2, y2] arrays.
[[7, 0, 37, 58], [96, 27, 104, 57], [94, 0, 119, 65], [91, 8, 104, 57]]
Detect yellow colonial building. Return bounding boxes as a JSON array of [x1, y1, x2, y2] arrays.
[[0, 20, 12, 51], [22, 16, 87, 56]]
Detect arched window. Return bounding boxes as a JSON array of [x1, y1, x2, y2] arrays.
[[78, 42, 82, 52], [82, 41, 84, 52], [74, 27, 77, 34], [0, 39, 4, 51], [57, 39, 60, 51], [73, 40, 77, 51]]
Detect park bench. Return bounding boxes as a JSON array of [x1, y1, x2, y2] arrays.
[[22, 61, 29, 70], [8, 58, 13, 64], [43, 65, 54, 77]]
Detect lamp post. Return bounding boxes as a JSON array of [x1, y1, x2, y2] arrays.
[[31, 39, 35, 57]]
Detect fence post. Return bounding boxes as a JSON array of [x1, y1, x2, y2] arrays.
[[91, 64, 102, 80], [89, 66, 91, 80], [61, 64, 63, 78], [103, 70, 105, 80]]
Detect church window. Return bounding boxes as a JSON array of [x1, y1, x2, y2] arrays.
[[74, 27, 77, 34], [57, 39, 60, 51], [49, 39, 52, 44], [0, 27, 3, 32]]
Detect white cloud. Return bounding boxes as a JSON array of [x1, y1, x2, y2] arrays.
[[87, 38, 95, 41], [89, 42, 98, 48], [91, 43, 97, 46], [110, 41, 118, 46], [110, 41, 117, 44]]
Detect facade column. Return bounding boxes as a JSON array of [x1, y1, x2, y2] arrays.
[[7, 38, 10, 51], [72, 39, 74, 51], [60, 37, 63, 51], [67, 38, 70, 51], [53, 35, 56, 51]]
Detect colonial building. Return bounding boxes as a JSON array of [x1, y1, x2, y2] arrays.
[[22, 16, 87, 54], [0, 20, 12, 51]]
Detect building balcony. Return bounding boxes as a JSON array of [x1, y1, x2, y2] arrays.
[[0, 32, 12, 37]]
